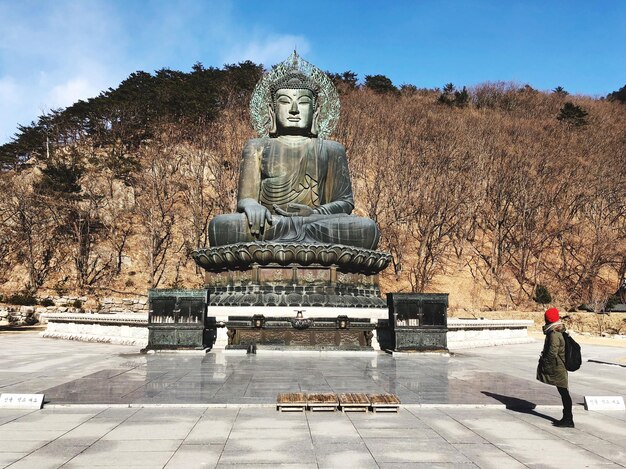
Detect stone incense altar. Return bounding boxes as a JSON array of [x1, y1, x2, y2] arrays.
[[192, 52, 391, 350]]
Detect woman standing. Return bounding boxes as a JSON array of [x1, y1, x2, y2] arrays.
[[537, 307, 574, 427]]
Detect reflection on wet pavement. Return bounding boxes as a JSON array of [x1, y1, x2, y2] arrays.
[[2, 334, 622, 406], [39, 352, 565, 406]]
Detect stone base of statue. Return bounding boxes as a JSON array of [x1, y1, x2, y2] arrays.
[[193, 242, 391, 308], [204, 266, 385, 308], [192, 242, 392, 351]]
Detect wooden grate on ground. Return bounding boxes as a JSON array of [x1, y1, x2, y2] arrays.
[[276, 392, 307, 412], [338, 393, 370, 412], [306, 393, 339, 411], [367, 393, 401, 413], [277, 392, 401, 413]]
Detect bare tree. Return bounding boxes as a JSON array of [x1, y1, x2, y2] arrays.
[[135, 128, 185, 288], [3, 179, 61, 292], [177, 111, 247, 257], [1, 78, 625, 305]]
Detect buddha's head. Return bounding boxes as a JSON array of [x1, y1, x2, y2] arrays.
[[269, 72, 320, 136], [250, 52, 340, 138]]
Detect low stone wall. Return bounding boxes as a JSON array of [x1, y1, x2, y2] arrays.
[[97, 297, 148, 314], [38, 295, 148, 314], [447, 318, 535, 349], [1, 296, 148, 326], [41, 295, 88, 307], [450, 310, 626, 336], [0, 305, 40, 326], [41, 312, 148, 347]]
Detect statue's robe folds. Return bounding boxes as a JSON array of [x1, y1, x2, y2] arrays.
[[209, 137, 380, 249]]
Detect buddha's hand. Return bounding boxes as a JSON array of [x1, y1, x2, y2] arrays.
[[242, 203, 273, 236], [273, 203, 314, 217]]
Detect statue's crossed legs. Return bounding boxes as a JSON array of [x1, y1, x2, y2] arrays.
[[208, 213, 380, 249]]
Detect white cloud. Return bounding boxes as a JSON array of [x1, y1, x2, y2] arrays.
[[49, 78, 101, 109], [0, 1, 127, 144], [0, 76, 24, 141], [0, 77, 19, 107], [221, 34, 311, 67], [0, 1, 313, 144]]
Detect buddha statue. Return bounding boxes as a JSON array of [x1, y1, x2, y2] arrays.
[[208, 53, 380, 250]]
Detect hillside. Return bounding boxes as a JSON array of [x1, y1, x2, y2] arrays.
[[0, 64, 624, 311]]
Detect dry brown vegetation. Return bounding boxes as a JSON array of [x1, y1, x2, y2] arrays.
[[0, 82, 624, 311]]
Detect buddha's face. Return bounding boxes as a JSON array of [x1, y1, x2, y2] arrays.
[[274, 88, 315, 135]]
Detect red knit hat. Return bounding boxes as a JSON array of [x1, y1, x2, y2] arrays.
[[545, 307, 559, 323]]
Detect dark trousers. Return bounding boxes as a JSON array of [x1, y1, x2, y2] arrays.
[[557, 386, 572, 417]]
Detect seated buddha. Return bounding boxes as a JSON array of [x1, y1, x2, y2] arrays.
[[208, 55, 380, 250]]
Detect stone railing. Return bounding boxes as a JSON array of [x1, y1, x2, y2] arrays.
[[447, 318, 535, 349], [41, 312, 148, 347]]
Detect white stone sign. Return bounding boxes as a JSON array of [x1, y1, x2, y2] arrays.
[[0, 393, 44, 409], [584, 396, 625, 411]]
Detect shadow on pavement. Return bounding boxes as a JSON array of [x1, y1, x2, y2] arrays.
[[482, 391, 557, 423]]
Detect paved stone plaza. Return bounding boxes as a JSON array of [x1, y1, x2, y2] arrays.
[[0, 332, 625, 468]]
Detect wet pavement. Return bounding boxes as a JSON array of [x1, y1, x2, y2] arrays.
[[0, 333, 625, 468], [1, 334, 625, 407]]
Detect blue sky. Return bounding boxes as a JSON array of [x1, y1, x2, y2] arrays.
[[1, 0, 624, 144]]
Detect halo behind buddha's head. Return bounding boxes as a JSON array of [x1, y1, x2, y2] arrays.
[[250, 51, 340, 138]]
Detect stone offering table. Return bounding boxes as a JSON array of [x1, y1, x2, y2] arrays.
[[225, 314, 375, 350]]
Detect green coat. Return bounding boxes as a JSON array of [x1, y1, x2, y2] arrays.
[[536, 327, 568, 388]]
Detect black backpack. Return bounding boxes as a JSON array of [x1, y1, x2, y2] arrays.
[[563, 332, 582, 372]]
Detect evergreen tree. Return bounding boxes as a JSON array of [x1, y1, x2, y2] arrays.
[[606, 85, 626, 104], [557, 102, 588, 127], [36, 161, 83, 195], [438, 83, 469, 107], [0, 61, 266, 174], [327, 71, 358, 90], [454, 86, 470, 107], [399, 84, 418, 95], [364, 74, 397, 94], [533, 284, 552, 305], [438, 83, 456, 105]]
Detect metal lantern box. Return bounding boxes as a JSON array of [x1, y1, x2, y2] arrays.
[[145, 289, 209, 351], [387, 293, 448, 351]]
